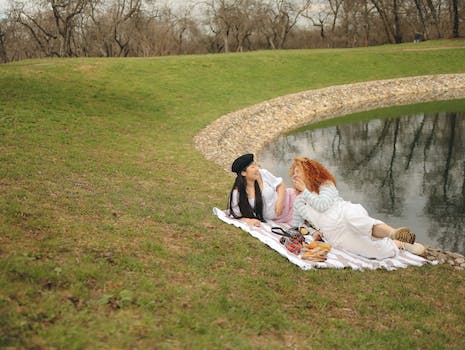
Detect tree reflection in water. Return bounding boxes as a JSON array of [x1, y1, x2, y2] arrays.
[[259, 111, 465, 254]]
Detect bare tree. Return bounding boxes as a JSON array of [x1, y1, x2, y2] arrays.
[[303, 0, 378, 48], [302, 2, 330, 43], [110, 0, 142, 56], [412, 0, 429, 39], [10, 1, 58, 56], [328, 0, 344, 32], [203, 0, 259, 53], [0, 0, 462, 61], [170, 4, 199, 54], [451, 0, 459, 38], [261, 0, 312, 49], [369, 0, 403, 43], [88, 0, 143, 57], [50, 0, 92, 56], [360, 0, 376, 46], [204, 0, 235, 53], [307, 11, 328, 41], [425, 0, 442, 38], [0, 21, 7, 63], [9, 0, 93, 57]]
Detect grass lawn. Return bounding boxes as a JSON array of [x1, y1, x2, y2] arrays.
[[1, 40, 465, 349]]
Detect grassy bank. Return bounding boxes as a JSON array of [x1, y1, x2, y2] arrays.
[[292, 98, 465, 132], [1, 41, 465, 349]]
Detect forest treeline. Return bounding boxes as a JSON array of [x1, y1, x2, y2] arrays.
[[0, 0, 463, 63]]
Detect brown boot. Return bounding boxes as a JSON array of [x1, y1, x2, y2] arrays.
[[398, 241, 426, 256], [390, 227, 416, 244]]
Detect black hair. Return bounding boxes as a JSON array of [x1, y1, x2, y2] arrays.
[[228, 173, 264, 221]]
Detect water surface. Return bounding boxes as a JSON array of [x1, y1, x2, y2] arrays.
[[259, 102, 465, 254]]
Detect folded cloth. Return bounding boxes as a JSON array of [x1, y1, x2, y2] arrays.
[[213, 208, 437, 271]]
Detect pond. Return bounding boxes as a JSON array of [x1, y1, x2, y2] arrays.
[[258, 100, 465, 255]]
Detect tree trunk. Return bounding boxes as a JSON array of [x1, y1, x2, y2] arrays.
[[393, 0, 402, 43], [223, 28, 230, 53], [0, 29, 7, 63], [370, 0, 395, 43], [452, 0, 459, 38], [425, 0, 442, 38], [363, 0, 370, 46], [413, 0, 429, 39]]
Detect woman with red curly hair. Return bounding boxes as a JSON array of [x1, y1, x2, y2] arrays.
[[289, 157, 426, 259]]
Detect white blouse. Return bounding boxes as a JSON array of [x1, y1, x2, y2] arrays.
[[230, 168, 283, 220]]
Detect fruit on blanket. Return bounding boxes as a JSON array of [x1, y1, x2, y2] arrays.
[[305, 241, 319, 249], [301, 241, 331, 262], [304, 241, 331, 251], [299, 227, 309, 235], [302, 250, 327, 262], [280, 237, 303, 254], [318, 243, 331, 251]]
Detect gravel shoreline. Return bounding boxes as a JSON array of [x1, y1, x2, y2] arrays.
[[194, 73, 465, 269]]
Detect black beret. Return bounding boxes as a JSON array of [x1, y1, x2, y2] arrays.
[[231, 153, 254, 174]]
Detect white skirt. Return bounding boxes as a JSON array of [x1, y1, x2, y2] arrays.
[[303, 200, 399, 259]]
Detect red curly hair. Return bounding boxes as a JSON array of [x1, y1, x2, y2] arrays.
[[289, 157, 336, 194]]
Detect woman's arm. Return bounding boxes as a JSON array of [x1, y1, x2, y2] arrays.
[[274, 183, 286, 216], [300, 185, 339, 212], [293, 177, 338, 212], [230, 190, 261, 227], [240, 217, 261, 227], [229, 190, 242, 217], [292, 195, 323, 240]]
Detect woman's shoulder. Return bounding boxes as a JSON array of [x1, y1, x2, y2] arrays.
[[318, 182, 339, 197], [259, 168, 283, 186], [258, 168, 273, 181], [321, 181, 337, 189], [259, 168, 280, 179]]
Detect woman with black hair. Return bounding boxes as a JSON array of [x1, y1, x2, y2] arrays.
[[228, 154, 295, 227]]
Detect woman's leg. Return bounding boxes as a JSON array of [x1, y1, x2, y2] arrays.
[[371, 223, 395, 238], [372, 224, 416, 243], [394, 240, 426, 256], [336, 232, 399, 259]]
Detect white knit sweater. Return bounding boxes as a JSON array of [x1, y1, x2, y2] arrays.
[[292, 183, 341, 231]]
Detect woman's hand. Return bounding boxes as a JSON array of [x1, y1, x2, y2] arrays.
[[292, 176, 307, 193], [242, 218, 261, 227], [312, 231, 323, 241]]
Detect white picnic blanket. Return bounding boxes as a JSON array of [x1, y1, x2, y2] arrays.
[[213, 207, 436, 271]]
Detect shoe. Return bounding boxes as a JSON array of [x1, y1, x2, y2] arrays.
[[390, 227, 416, 244], [398, 241, 426, 256]]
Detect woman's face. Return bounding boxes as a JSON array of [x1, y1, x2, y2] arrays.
[[292, 164, 304, 179], [292, 163, 310, 192], [241, 161, 260, 182]]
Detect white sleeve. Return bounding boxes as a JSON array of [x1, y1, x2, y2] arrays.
[[300, 184, 339, 212], [229, 190, 242, 217], [292, 196, 317, 234], [260, 168, 283, 189]]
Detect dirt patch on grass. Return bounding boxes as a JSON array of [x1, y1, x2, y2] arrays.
[[401, 46, 465, 51]]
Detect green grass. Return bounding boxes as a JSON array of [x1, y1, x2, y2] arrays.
[[1, 41, 465, 349]]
